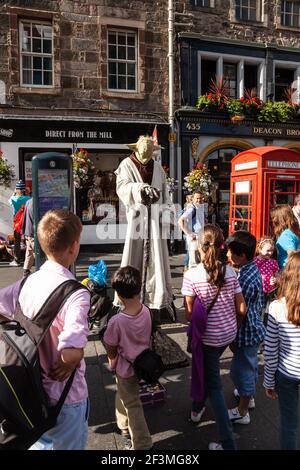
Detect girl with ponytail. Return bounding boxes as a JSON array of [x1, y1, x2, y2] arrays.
[[182, 224, 246, 450]]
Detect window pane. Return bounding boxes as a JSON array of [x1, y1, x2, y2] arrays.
[[118, 46, 126, 59], [109, 75, 117, 89], [43, 26, 52, 39], [43, 39, 52, 54], [43, 71, 52, 85], [235, 195, 249, 205], [32, 25, 42, 38], [108, 62, 116, 75], [127, 63, 135, 76], [118, 33, 126, 45], [22, 69, 31, 84], [33, 57, 42, 69], [43, 57, 52, 70], [118, 62, 126, 75], [127, 47, 135, 60], [127, 76, 136, 90], [108, 45, 116, 59], [33, 70, 42, 85], [118, 76, 126, 89], [108, 32, 116, 44], [22, 55, 31, 69], [32, 38, 42, 53], [127, 35, 135, 46], [22, 24, 31, 52]]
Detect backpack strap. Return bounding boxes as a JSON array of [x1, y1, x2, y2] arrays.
[[14, 279, 89, 347]]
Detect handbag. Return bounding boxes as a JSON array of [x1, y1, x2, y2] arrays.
[[133, 348, 165, 384], [152, 327, 189, 370]]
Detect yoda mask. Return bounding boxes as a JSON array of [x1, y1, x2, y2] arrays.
[[127, 135, 160, 165]]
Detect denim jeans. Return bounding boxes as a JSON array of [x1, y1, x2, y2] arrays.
[[276, 371, 300, 450], [29, 398, 90, 450], [202, 344, 236, 450]]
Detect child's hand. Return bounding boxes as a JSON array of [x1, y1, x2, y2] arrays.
[[265, 388, 277, 400], [270, 276, 277, 286]]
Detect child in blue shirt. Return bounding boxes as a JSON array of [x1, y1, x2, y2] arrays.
[[8, 180, 30, 266]]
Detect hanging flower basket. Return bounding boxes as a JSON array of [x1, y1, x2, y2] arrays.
[[183, 163, 212, 200], [0, 150, 15, 188], [72, 148, 96, 189], [162, 165, 178, 192]]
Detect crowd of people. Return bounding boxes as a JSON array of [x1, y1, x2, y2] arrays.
[[1, 185, 300, 450]]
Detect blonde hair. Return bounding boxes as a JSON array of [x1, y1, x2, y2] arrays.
[[278, 251, 300, 326], [37, 209, 82, 255], [256, 236, 275, 255], [199, 224, 225, 288]]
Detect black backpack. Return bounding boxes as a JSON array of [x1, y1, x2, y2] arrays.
[[133, 348, 165, 384], [86, 280, 112, 330], [0, 278, 89, 450]]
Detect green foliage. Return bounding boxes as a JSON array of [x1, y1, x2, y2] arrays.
[[0, 151, 15, 188], [225, 99, 244, 117], [258, 101, 293, 123]]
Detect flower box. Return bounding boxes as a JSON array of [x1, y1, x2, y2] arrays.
[[139, 381, 166, 409]]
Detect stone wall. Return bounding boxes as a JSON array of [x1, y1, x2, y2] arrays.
[[0, 0, 170, 120]]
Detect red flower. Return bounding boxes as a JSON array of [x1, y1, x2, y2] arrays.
[[240, 96, 245, 102], [196, 162, 204, 169], [0, 150, 3, 158], [208, 93, 213, 99]]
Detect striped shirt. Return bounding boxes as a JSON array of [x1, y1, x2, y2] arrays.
[[264, 298, 300, 389], [236, 261, 265, 347], [181, 264, 242, 347]]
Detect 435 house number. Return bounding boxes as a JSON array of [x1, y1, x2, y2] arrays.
[[186, 122, 201, 130]]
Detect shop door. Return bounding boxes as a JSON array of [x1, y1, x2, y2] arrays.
[[229, 175, 257, 236], [264, 174, 300, 235]]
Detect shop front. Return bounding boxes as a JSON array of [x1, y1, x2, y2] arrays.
[[0, 118, 169, 244], [176, 110, 300, 237]]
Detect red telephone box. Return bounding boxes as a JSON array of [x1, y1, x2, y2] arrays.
[[229, 146, 300, 239]]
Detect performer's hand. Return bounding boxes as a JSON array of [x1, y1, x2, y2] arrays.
[[141, 186, 161, 205]]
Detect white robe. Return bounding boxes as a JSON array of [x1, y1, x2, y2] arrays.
[[115, 157, 174, 310]]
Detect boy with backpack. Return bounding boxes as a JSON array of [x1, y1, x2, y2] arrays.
[[103, 266, 153, 450], [226, 230, 265, 425], [0, 209, 90, 450]]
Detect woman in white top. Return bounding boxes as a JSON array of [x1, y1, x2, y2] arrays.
[[264, 251, 300, 449]]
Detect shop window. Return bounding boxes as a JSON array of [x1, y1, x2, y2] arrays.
[[201, 59, 217, 94], [223, 63, 237, 98], [107, 29, 137, 91], [76, 150, 130, 225], [275, 67, 295, 101], [281, 1, 300, 27], [19, 21, 53, 87], [190, 0, 212, 6], [235, 0, 260, 21], [244, 64, 258, 93]]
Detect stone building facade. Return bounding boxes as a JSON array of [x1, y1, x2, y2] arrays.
[[171, 1, 300, 237], [0, 0, 171, 243]]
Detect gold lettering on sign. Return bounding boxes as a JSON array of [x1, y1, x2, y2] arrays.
[[253, 127, 283, 136], [287, 129, 300, 136]]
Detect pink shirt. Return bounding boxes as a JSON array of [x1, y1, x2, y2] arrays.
[[103, 304, 152, 379], [182, 264, 242, 347], [254, 257, 279, 294], [0, 260, 90, 404]]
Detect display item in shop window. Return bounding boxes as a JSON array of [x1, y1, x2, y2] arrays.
[[114, 135, 176, 323]]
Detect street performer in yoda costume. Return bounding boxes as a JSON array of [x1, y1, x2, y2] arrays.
[[114, 135, 176, 322]]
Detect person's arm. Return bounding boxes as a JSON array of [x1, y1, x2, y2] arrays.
[[178, 214, 188, 236], [54, 289, 90, 380], [263, 307, 280, 399], [184, 295, 195, 322], [0, 280, 22, 320], [49, 347, 84, 381], [234, 292, 247, 329]]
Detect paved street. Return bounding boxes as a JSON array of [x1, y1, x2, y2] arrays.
[[0, 252, 293, 450]]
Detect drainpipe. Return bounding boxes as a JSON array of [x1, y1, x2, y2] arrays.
[[168, 0, 175, 180]]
